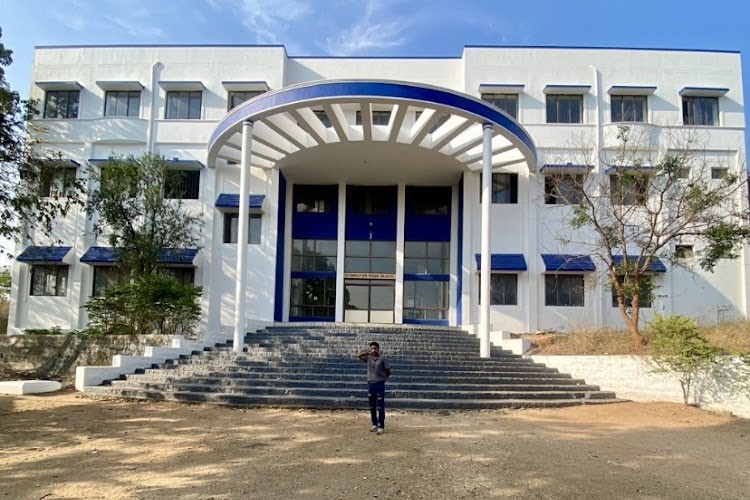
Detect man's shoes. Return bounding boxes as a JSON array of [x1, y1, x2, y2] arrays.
[[370, 425, 378, 432], [376, 427, 384, 435]]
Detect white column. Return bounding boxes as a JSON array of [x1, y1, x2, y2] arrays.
[[233, 120, 254, 353], [394, 183, 406, 324], [335, 182, 346, 322], [480, 123, 493, 358]]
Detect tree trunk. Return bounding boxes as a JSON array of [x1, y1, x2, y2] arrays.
[[617, 301, 646, 348]]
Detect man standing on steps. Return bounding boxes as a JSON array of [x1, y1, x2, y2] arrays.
[[356, 341, 392, 435]]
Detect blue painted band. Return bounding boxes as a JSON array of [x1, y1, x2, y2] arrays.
[[291, 271, 337, 279], [210, 80, 536, 161], [403, 318, 449, 326], [404, 274, 450, 282]]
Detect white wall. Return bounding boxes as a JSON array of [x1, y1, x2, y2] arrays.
[[11, 45, 746, 335], [533, 355, 750, 419]]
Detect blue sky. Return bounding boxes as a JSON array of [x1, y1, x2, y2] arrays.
[[1, 0, 748, 142]]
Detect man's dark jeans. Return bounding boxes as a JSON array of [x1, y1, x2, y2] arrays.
[[368, 381, 386, 429]]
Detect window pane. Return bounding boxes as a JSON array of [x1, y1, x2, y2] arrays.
[[404, 259, 426, 274], [371, 257, 395, 273], [345, 284, 369, 310], [67, 91, 79, 118], [345, 257, 369, 272], [249, 215, 262, 244], [346, 241, 370, 257], [491, 274, 517, 305], [188, 92, 202, 119], [371, 241, 395, 258], [611, 96, 622, 122], [546, 96, 558, 123], [559, 96, 570, 123], [405, 242, 426, 258], [370, 285, 394, 309], [316, 240, 337, 257]]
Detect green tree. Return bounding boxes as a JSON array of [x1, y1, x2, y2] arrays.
[[0, 27, 83, 249], [547, 126, 750, 347], [84, 153, 203, 335], [650, 315, 718, 405], [86, 153, 202, 275]]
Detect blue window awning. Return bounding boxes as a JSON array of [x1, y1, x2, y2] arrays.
[[80, 246, 121, 264], [613, 255, 667, 273], [80, 247, 198, 266], [679, 87, 729, 97], [605, 165, 655, 175], [608, 85, 657, 96], [158, 248, 199, 265], [215, 193, 266, 211], [475, 253, 527, 271], [540, 163, 594, 174], [542, 254, 596, 272], [17, 246, 72, 264], [88, 158, 204, 169]]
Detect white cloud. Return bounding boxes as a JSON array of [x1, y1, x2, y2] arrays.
[[324, 0, 409, 55], [232, 0, 312, 44]]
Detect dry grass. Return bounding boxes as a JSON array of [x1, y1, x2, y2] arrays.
[[524, 320, 750, 356], [701, 320, 750, 355]]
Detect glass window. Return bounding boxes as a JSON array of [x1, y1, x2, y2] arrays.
[[163, 267, 195, 286], [611, 95, 647, 123], [92, 266, 123, 297], [291, 239, 337, 272], [610, 174, 648, 205], [491, 274, 517, 305], [30, 265, 68, 296], [546, 94, 583, 124], [414, 111, 450, 133], [290, 278, 336, 318], [356, 110, 391, 126], [39, 166, 77, 197], [43, 90, 79, 119], [480, 93, 518, 119], [166, 91, 202, 119], [223, 213, 262, 244], [612, 276, 652, 308], [104, 90, 141, 117], [711, 168, 729, 180], [227, 90, 264, 110], [353, 187, 394, 215], [481, 173, 519, 204], [404, 241, 449, 274], [544, 175, 584, 205], [411, 187, 450, 215], [675, 245, 694, 259], [345, 240, 396, 274], [313, 110, 332, 128], [545, 274, 584, 307], [682, 96, 718, 126], [165, 170, 200, 199], [403, 280, 449, 320], [295, 186, 331, 213]]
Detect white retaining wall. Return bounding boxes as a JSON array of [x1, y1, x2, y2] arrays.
[[532, 355, 750, 419]]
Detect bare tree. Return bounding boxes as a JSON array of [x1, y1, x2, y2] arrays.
[[543, 125, 749, 347]]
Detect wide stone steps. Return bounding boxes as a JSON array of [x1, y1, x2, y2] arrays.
[[84, 387, 611, 410], [87, 325, 622, 409]]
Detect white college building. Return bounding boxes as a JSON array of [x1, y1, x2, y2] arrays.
[[7, 44, 748, 351]]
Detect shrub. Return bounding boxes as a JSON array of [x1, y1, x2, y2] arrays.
[[85, 273, 201, 337], [649, 315, 719, 405]]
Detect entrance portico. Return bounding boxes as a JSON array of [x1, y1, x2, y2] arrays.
[[207, 80, 537, 355]]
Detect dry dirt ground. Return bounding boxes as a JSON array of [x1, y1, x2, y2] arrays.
[[1, 390, 749, 500]]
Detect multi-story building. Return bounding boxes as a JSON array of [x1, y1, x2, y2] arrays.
[[7, 45, 747, 352]]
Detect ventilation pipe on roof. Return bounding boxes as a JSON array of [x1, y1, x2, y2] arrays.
[[147, 62, 163, 153]]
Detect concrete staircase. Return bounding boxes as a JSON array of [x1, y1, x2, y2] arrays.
[[84, 324, 620, 409]]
